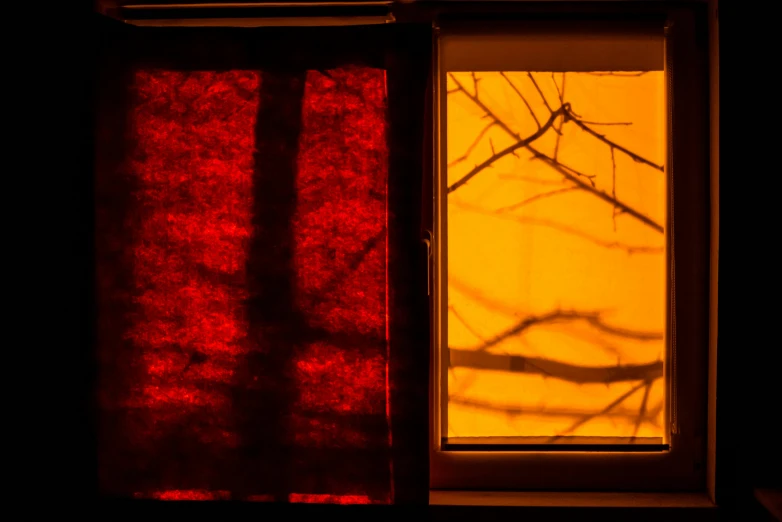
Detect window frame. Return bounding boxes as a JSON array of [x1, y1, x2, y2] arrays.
[[429, 7, 712, 492]]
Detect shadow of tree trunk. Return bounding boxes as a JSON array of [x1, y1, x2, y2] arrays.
[[232, 69, 307, 501]]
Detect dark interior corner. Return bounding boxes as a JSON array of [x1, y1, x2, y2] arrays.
[[47, 1, 779, 520], [713, 0, 780, 520]]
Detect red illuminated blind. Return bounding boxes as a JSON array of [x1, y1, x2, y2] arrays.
[[96, 67, 392, 503]]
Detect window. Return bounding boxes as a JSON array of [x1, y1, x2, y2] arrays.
[[94, 24, 431, 503], [92, 0, 714, 504], [431, 14, 710, 491]]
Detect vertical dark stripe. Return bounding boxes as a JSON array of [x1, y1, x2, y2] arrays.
[[386, 26, 432, 504], [233, 69, 307, 501], [94, 33, 142, 496]]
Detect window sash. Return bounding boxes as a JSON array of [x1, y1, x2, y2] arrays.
[[430, 10, 710, 491]]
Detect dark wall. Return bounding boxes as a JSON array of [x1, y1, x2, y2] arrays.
[[715, 0, 780, 519]]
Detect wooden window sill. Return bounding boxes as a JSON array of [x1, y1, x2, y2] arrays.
[[430, 490, 715, 508], [429, 491, 717, 521]]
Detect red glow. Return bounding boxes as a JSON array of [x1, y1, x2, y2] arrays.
[[294, 68, 388, 337], [382, 68, 394, 502], [124, 71, 258, 458], [98, 66, 392, 503], [290, 413, 371, 448], [140, 490, 231, 500], [294, 342, 385, 414], [289, 68, 391, 483], [289, 493, 373, 505]]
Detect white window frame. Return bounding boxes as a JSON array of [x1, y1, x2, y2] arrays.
[[429, 8, 713, 492]]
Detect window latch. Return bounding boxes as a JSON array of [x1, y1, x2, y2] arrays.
[[423, 229, 433, 296]]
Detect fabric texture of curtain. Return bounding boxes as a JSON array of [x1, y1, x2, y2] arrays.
[[95, 25, 429, 504]]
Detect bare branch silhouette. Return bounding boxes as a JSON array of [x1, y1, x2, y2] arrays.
[[448, 121, 497, 168], [461, 310, 663, 353], [448, 349, 663, 385], [449, 304, 488, 342], [554, 324, 624, 358], [583, 317, 662, 341], [569, 117, 664, 171], [446, 71, 667, 439], [548, 380, 649, 441], [448, 276, 521, 317], [611, 146, 618, 230], [447, 285, 665, 434], [579, 120, 633, 126], [450, 396, 662, 427], [448, 305, 488, 395], [632, 380, 653, 438], [495, 186, 580, 213], [448, 284, 661, 353], [551, 73, 564, 105], [471, 72, 481, 97], [447, 74, 664, 233], [470, 310, 587, 352], [496, 173, 570, 186], [498, 72, 540, 129], [553, 72, 566, 158], [528, 72, 553, 113], [450, 73, 596, 186], [450, 198, 664, 254], [446, 301, 661, 397], [447, 105, 568, 193], [530, 151, 664, 233]]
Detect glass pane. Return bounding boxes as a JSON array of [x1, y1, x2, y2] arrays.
[[445, 70, 666, 444]]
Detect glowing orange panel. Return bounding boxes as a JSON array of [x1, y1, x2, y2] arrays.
[[445, 71, 666, 443]]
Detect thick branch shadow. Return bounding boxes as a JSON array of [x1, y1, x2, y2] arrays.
[[232, 69, 307, 501], [448, 348, 663, 385]]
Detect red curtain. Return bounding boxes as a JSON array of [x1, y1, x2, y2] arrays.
[[96, 66, 393, 503]]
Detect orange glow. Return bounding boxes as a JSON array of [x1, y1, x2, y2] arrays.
[[445, 71, 666, 441]]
